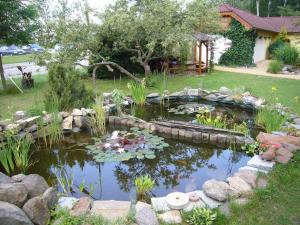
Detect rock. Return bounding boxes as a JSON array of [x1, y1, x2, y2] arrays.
[[72, 108, 83, 116], [194, 190, 223, 209], [204, 94, 219, 101], [158, 210, 182, 224], [202, 179, 230, 202], [80, 108, 87, 116], [151, 197, 170, 212], [17, 116, 40, 128], [281, 143, 300, 153], [70, 197, 93, 217], [233, 197, 249, 206], [234, 170, 257, 188], [6, 123, 20, 132], [42, 187, 59, 210], [275, 155, 291, 164], [219, 202, 230, 216], [294, 118, 300, 125], [90, 200, 131, 221], [0, 183, 28, 207], [247, 155, 275, 171], [85, 108, 95, 115], [59, 111, 69, 118], [15, 111, 26, 120], [135, 202, 158, 225], [219, 86, 232, 95], [276, 147, 293, 158], [22, 196, 50, 225], [12, 174, 27, 182], [260, 148, 276, 161], [22, 174, 49, 199], [62, 116, 73, 130], [0, 172, 14, 183], [256, 177, 268, 188], [26, 124, 38, 133], [227, 176, 252, 197], [238, 166, 268, 174], [187, 89, 199, 96], [257, 132, 300, 146], [0, 201, 33, 225], [165, 192, 189, 209], [182, 199, 206, 212], [73, 116, 83, 128], [57, 197, 78, 210], [188, 192, 200, 202], [147, 93, 160, 98]]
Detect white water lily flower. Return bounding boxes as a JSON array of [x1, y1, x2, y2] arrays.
[[104, 143, 111, 148], [111, 131, 119, 140], [117, 148, 125, 153]]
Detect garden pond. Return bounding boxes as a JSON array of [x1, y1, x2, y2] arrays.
[[26, 100, 257, 201]]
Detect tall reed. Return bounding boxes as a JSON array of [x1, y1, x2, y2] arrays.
[[90, 96, 106, 135], [128, 80, 146, 105]]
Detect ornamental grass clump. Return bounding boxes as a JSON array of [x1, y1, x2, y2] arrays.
[[90, 96, 106, 135], [128, 80, 146, 105], [255, 107, 287, 133], [267, 60, 284, 74], [135, 175, 155, 201]]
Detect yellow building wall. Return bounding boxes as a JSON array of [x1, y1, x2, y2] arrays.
[[288, 33, 300, 50]]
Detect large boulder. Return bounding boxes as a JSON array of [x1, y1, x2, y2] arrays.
[[0, 201, 33, 225], [12, 174, 27, 183], [62, 116, 73, 130], [42, 187, 59, 210], [135, 202, 159, 225], [227, 176, 252, 197], [22, 174, 49, 199], [257, 132, 300, 146], [0, 183, 28, 207], [70, 197, 93, 217], [0, 172, 14, 184], [22, 196, 50, 225], [234, 170, 258, 188], [73, 116, 83, 128], [202, 179, 230, 202]]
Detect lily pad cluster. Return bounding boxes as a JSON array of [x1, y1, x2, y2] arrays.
[[168, 103, 215, 115], [86, 127, 169, 162]]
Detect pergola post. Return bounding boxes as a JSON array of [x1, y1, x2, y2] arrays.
[[199, 41, 202, 75], [206, 41, 209, 73]]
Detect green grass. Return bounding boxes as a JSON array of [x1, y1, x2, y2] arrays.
[[1, 71, 300, 119], [2, 54, 34, 64], [215, 152, 300, 225]]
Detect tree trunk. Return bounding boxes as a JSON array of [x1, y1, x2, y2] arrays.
[[256, 0, 260, 16], [144, 63, 151, 77], [0, 55, 7, 91]]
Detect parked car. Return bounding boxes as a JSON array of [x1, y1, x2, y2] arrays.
[[0, 46, 10, 56], [6, 45, 25, 55], [22, 44, 45, 54]]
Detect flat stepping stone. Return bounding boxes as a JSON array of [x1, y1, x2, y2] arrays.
[[165, 192, 189, 210], [247, 155, 275, 171], [90, 200, 131, 221], [151, 197, 170, 212], [194, 190, 223, 209], [239, 166, 268, 174]]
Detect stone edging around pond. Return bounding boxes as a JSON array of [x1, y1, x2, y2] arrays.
[[108, 116, 254, 147], [146, 86, 266, 109]]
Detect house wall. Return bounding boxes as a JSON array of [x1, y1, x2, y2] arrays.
[[253, 30, 273, 63], [288, 33, 300, 50]]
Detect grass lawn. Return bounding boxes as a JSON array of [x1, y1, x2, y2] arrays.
[[1, 70, 300, 119], [2, 54, 34, 64]]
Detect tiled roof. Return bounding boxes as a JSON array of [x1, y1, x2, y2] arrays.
[[219, 3, 300, 33]]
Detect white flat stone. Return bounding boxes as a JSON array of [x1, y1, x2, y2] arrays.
[[247, 155, 275, 171], [194, 190, 223, 209], [57, 197, 78, 209], [238, 166, 268, 174], [165, 192, 189, 210], [182, 200, 206, 212], [158, 210, 182, 224], [151, 197, 170, 212]]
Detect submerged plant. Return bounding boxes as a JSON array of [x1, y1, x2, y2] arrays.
[[255, 107, 287, 133], [86, 127, 169, 162], [135, 175, 155, 201], [128, 80, 146, 105], [90, 96, 106, 135], [0, 131, 33, 174], [54, 166, 74, 196], [183, 207, 217, 225]]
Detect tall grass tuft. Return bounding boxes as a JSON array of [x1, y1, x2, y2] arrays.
[[255, 107, 287, 133], [90, 96, 106, 135], [128, 80, 146, 105], [135, 175, 155, 201], [0, 131, 33, 174]]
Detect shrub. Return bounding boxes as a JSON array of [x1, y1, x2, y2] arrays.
[[135, 175, 155, 200], [274, 44, 299, 65], [45, 64, 94, 111], [267, 60, 284, 74], [255, 107, 287, 133], [268, 39, 285, 56], [183, 207, 217, 225]]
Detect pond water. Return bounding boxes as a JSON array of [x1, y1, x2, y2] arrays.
[[28, 128, 251, 201]]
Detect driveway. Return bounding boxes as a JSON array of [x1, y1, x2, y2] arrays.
[[3, 62, 47, 78]]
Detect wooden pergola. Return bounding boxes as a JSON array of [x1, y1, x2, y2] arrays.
[[193, 32, 212, 75]]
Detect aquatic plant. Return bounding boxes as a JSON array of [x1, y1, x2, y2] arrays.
[[90, 96, 106, 135], [128, 80, 146, 105], [79, 179, 85, 193], [232, 121, 249, 135], [255, 107, 287, 133], [196, 110, 228, 129], [241, 141, 261, 156], [135, 175, 155, 201], [183, 207, 217, 225], [112, 89, 125, 115], [86, 127, 169, 162], [0, 131, 33, 174], [54, 166, 74, 196], [169, 103, 215, 115], [154, 73, 168, 105]]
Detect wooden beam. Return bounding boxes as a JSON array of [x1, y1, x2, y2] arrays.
[[206, 41, 209, 73], [199, 41, 202, 75]]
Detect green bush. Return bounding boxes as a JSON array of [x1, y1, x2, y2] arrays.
[[183, 207, 217, 225], [45, 64, 94, 111], [274, 44, 299, 65], [267, 60, 284, 74], [268, 39, 285, 56]]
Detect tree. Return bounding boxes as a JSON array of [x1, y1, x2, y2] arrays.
[[0, 0, 38, 90], [99, 0, 220, 76]]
